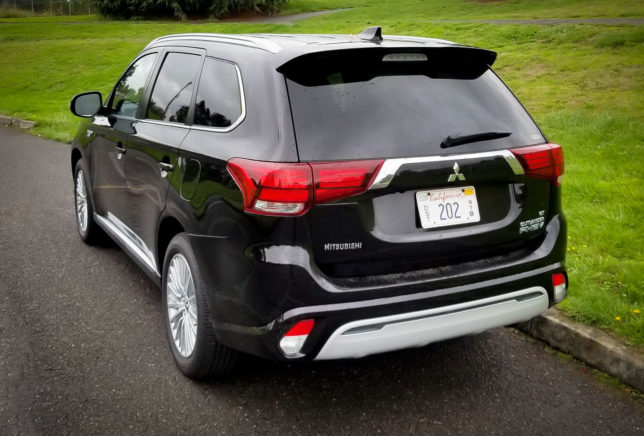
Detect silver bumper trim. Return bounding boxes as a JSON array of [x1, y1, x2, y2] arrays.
[[314, 286, 548, 360]]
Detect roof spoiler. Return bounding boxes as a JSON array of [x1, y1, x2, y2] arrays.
[[278, 46, 497, 84]]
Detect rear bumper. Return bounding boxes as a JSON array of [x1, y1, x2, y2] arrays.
[[315, 286, 548, 360], [188, 214, 566, 361]]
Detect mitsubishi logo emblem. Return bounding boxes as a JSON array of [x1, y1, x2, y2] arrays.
[[448, 162, 466, 182]]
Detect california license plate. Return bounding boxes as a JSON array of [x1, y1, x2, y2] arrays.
[[416, 186, 481, 229]]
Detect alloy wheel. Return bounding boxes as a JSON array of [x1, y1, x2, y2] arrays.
[[75, 170, 88, 233], [166, 254, 198, 357]]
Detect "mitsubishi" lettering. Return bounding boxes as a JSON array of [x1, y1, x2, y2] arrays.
[[323, 242, 363, 251]]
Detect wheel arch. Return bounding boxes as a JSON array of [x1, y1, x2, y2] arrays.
[[71, 147, 83, 175], [157, 215, 186, 273]]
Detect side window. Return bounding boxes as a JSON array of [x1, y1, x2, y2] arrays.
[[110, 53, 157, 117], [146, 52, 201, 123], [193, 58, 243, 128]]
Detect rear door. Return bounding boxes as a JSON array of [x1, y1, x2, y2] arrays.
[[282, 49, 552, 277], [124, 49, 204, 264]]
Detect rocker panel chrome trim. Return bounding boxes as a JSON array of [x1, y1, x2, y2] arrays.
[[314, 286, 548, 360], [369, 149, 524, 190], [94, 212, 160, 277]]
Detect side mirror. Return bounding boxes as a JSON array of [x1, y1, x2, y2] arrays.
[[70, 92, 103, 118]]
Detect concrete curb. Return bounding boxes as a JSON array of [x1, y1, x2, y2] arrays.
[[516, 308, 644, 391], [0, 115, 36, 130]]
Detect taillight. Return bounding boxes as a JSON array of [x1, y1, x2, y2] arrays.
[[227, 159, 312, 216], [311, 160, 384, 203], [510, 143, 564, 185], [227, 158, 384, 216]]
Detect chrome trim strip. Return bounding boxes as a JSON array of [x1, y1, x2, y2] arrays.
[[94, 213, 160, 277], [136, 119, 190, 130], [369, 150, 524, 190], [189, 63, 247, 133], [147, 34, 282, 54], [314, 286, 548, 360]]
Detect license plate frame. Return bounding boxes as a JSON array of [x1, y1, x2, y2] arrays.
[[415, 186, 481, 229]]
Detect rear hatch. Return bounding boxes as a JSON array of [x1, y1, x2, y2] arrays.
[[279, 47, 560, 277]]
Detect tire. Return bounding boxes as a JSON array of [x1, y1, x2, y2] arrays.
[[73, 160, 103, 245], [162, 233, 238, 379]]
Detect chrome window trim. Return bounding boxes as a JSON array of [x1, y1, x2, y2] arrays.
[[189, 61, 247, 133], [136, 119, 191, 129], [139, 61, 246, 133], [368, 149, 524, 190], [94, 212, 160, 277]]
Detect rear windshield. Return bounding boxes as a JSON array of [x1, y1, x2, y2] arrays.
[[284, 52, 545, 160]]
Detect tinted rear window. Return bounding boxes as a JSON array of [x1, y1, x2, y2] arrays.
[[193, 58, 243, 128], [285, 53, 545, 160]]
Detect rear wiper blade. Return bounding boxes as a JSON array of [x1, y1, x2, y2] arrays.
[[440, 131, 512, 149]]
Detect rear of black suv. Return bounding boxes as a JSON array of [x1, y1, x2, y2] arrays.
[[70, 32, 567, 378], [196, 44, 567, 362]]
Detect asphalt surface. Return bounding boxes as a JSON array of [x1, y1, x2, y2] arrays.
[[0, 126, 643, 435]]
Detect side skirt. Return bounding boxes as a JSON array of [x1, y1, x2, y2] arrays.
[[94, 212, 161, 283]]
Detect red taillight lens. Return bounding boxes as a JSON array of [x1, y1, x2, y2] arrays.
[[510, 143, 564, 185], [311, 159, 384, 203], [227, 158, 384, 216], [227, 158, 312, 216]]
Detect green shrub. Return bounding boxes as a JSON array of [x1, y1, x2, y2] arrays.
[[96, 0, 287, 19], [0, 6, 32, 18]]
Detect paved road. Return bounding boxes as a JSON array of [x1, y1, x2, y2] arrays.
[[0, 127, 642, 435]]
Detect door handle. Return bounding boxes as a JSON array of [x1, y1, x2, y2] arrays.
[[115, 142, 126, 159]]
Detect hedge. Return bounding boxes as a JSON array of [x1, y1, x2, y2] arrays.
[[96, 0, 288, 19]]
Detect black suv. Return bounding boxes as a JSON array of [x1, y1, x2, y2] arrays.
[[70, 27, 567, 379]]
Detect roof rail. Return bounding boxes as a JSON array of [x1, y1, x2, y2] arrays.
[[146, 33, 283, 53]]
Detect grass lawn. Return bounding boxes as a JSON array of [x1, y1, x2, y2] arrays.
[[1, 0, 642, 345]]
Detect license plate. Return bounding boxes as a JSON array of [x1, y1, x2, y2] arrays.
[[415, 186, 481, 229]]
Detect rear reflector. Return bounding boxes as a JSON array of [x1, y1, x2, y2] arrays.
[[227, 158, 384, 216], [510, 143, 564, 185], [279, 319, 315, 357], [552, 272, 567, 303]]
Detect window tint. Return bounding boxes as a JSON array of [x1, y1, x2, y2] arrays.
[[147, 52, 201, 123], [193, 58, 243, 128], [111, 53, 157, 118], [286, 69, 545, 160]]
